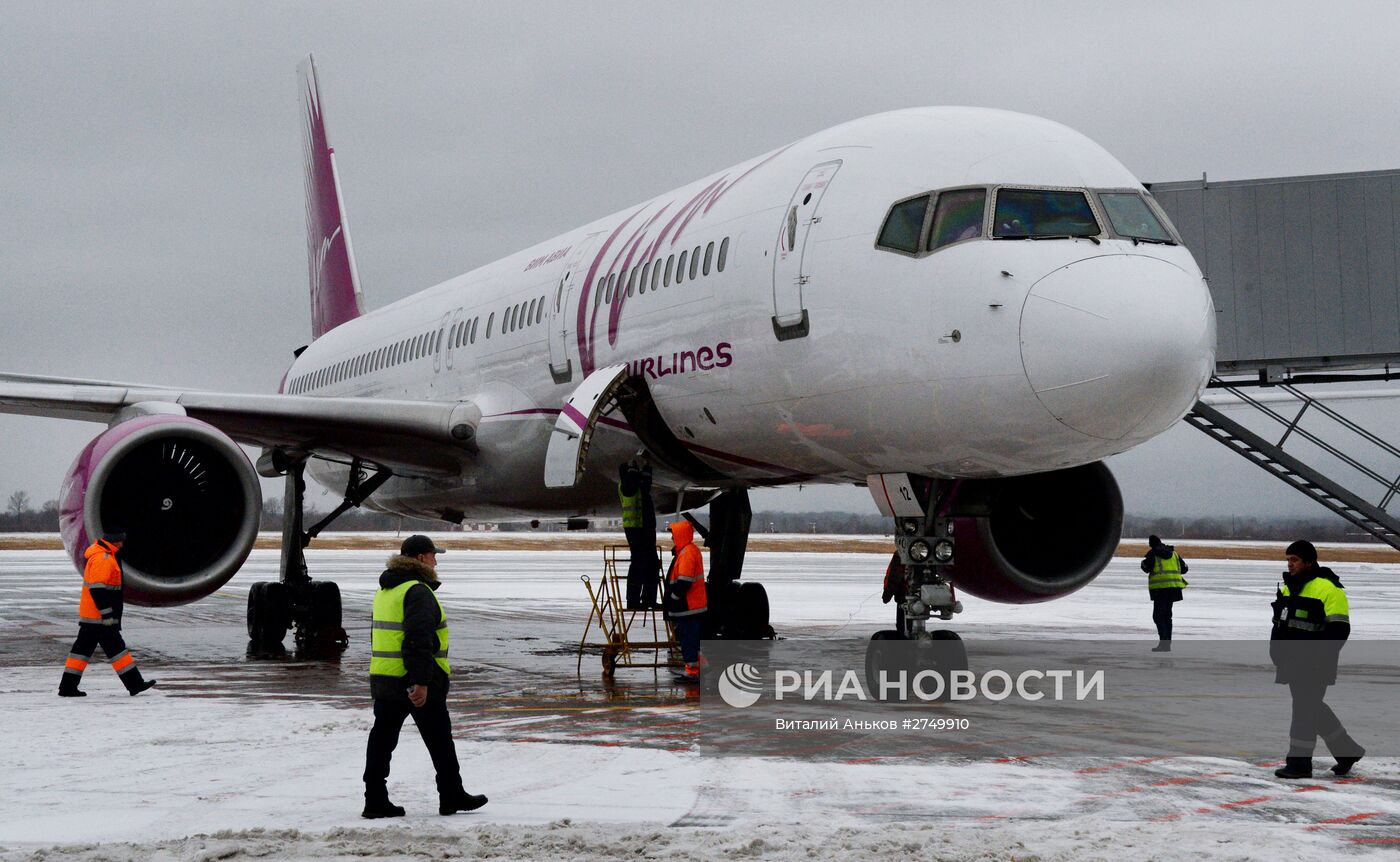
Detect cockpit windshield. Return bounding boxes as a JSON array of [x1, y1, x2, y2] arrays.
[[993, 189, 1099, 239], [1099, 192, 1174, 243]]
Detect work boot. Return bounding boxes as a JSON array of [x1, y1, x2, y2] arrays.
[[362, 790, 406, 819], [1332, 753, 1364, 776], [120, 669, 157, 696], [1274, 757, 1313, 779], [1150, 641, 1172, 653], [439, 789, 488, 815], [58, 675, 87, 698]]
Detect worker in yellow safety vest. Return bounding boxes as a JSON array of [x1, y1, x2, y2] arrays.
[[619, 455, 660, 609], [1141, 534, 1188, 652], [1269, 540, 1363, 780], [59, 528, 157, 697], [363, 534, 487, 819]]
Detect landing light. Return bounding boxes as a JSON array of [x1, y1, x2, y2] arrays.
[[909, 540, 931, 563], [932, 540, 954, 563]]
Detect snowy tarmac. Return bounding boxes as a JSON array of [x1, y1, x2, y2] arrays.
[[1, 546, 1398, 859]]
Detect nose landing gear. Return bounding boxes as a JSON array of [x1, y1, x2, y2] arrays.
[[865, 474, 970, 696]]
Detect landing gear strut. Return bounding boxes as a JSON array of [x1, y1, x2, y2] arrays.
[[247, 456, 391, 654], [865, 475, 969, 690], [686, 489, 772, 639]]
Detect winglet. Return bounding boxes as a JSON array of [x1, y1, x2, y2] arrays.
[[299, 55, 364, 339]]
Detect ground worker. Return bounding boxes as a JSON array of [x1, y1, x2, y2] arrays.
[[363, 535, 487, 818], [58, 529, 157, 697], [618, 456, 660, 610], [1269, 540, 1364, 780], [881, 552, 908, 633], [1141, 534, 1188, 651], [664, 520, 707, 681]]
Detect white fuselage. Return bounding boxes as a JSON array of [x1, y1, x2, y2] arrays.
[[286, 108, 1216, 521]]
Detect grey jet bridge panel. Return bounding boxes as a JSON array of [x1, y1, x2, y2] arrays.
[[1149, 169, 1400, 378]]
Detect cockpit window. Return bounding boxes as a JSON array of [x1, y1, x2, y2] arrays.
[[993, 189, 1099, 239], [1099, 192, 1174, 242], [928, 188, 986, 250], [876, 194, 930, 253]]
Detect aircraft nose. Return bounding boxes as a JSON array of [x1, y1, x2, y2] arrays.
[[1019, 254, 1215, 441]]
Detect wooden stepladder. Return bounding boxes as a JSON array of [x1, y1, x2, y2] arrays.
[[578, 545, 676, 678]]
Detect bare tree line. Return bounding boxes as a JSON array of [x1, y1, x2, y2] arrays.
[[0, 490, 1384, 543]]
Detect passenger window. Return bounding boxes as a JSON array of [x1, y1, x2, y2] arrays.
[[993, 189, 1099, 238], [1099, 192, 1173, 242], [718, 237, 729, 272], [786, 206, 798, 249], [626, 268, 636, 298], [676, 250, 688, 284], [703, 242, 714, 276], [877, 195, 930, 253], [928, 189, 987, 250], [537, 296, 545, 324], [486, 313, 494, 339], [651, 259, 662, 291], [527, 298, 536, 325], [640, 262, 651, 293], [690, 246, 700, 280], [606, 273, 616, 303], [665, 255, 674, 286]]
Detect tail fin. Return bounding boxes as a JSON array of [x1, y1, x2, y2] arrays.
[[299, 55, 364, 339]]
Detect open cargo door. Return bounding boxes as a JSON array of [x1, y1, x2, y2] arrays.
[[543, 363, 630, 488]]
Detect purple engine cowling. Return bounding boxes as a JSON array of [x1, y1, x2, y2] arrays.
[[945, 462, 1123, 604], [60, 414, 261, 606]]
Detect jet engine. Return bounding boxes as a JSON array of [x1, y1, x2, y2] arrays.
[[59, 413, 261, 606], [946, 462, 1123, 603]]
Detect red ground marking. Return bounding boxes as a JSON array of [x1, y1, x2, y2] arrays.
[[1293, 785, 1326, 793], [1074, 757, 1164, 775], [1306, 812, 1382, 831], [1219, 795, 1275, 810], [1150, 772, 1230, 788], [653, 731, 702, 739], [1335, 777, 1368, 785]]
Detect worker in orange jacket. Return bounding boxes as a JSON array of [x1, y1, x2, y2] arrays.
[[59, 529, 157, 697], [664, 520, 707, 680]]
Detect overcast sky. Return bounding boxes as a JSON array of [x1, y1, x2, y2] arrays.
[[3, 1, 1400, 521]]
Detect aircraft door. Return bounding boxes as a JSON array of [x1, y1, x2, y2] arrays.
[[548, 233, 602, 384], [772, 159, 842, 341]]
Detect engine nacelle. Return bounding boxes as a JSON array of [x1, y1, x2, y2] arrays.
[[946, 462, 1123, 604], [59, 414, 261, 606]]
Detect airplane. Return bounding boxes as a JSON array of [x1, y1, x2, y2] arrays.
[[0, 57, 1215, 656]]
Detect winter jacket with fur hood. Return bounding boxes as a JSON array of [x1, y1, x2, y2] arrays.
[[370, 555, 451, 703]]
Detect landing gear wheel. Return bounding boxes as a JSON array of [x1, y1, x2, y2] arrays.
[[926, 629, 969, 678], [734, 582, 773, 639], [865, 630, 908, 702], [247, 582, 289, 647], [298, 580, 348, 652]]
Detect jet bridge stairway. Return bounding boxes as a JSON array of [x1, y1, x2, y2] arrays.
[[1184, 383, 1400, 550]]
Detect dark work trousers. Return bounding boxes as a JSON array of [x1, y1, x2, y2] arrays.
[[1151, 599, 1174, 641], [674, 616, 702, 663], [624, 529, 659, 607], [1287, 679, 1362, 758], [363, 698, 463, 796], [66, 624, 144, 690]]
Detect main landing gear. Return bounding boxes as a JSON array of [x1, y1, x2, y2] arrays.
[[688, 489, 774, 640], [247, 457, 390, 655], [865, 475, 969, 697]]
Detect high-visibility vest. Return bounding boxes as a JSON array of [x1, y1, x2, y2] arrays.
[[79, 540, 122, 626], [1276, 577, 1349, 635], [370, 581, 450, 678], [668, 542, 707, 616], [619, 485, 643, 529], [1148, 553, 1187, 591]]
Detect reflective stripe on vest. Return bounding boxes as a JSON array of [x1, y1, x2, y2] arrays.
[[620, 487, 642, 529], [1148, 553, 1187, 590], [369, 581, 450, 678], [1278, 576, 1349, 632]]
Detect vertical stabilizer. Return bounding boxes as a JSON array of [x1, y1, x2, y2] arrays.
[[299, 55, 364, 338]]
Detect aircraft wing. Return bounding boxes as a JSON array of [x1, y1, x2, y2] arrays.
[[0, 373, 480, 476]]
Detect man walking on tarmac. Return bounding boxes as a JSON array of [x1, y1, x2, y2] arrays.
[[664, 520, 707, 681], [1141, 534, 1188, 652], [1270, 540, 1364, 780], [363, 535, 487, 818], [619, 455, 661, 610], [58, 529, 157, 697]]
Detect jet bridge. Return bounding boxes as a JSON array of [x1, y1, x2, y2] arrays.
[[1151, 170, 1400, 547]]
